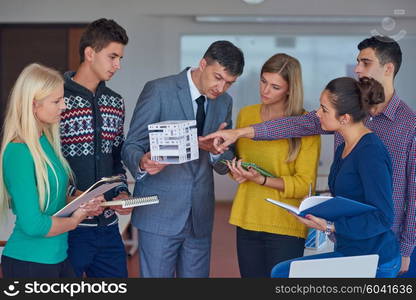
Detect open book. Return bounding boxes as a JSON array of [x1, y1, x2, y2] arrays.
[[220, 160, 276, 178], [100, 196, 159, 208], [265, 195, 376, 221], [53, 175, 124, 217]]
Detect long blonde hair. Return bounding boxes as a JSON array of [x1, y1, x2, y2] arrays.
[[0, 63, 72, 219], [261, 53, 304, 162]]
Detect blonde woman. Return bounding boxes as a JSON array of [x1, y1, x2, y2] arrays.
[[0, 63, 103, 278], [225, 53, 320, 277]]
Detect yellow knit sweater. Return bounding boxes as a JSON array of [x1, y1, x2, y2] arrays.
[[229, 104, 321, 238]]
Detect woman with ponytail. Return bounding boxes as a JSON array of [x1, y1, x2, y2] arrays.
[[271, 77, 401, 278], [0, 63, 103, 278]]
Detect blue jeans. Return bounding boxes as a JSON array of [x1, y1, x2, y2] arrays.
[[68, 224, 127, 278], [271, 251, 401, 278], [397, 248, 416, 278]]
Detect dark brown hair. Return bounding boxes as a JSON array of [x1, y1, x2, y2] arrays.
[[358, 36, 402, 78], [203, 40, 244, 76], [79, 18, 129, 63], [325, 77, 384, 122]]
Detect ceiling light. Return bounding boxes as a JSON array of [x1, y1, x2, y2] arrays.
[[242, 0, 265, 4], [195, 15, 383, 24]]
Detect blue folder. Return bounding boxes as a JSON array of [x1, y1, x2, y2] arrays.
[[300, 196, 376, 220], [266, 196, 377, 221]]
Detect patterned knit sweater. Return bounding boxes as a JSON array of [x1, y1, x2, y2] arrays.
[[60, 71, 129, 226]]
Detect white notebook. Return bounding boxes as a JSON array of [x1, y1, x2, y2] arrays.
[[100, 196, 159, 208], [53, 176, 123, 217]]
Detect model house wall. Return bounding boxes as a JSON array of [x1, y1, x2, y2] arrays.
[[148, 120, 198, 164]]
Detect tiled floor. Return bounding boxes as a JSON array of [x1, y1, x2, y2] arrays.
[[209, 202, 240, 278]]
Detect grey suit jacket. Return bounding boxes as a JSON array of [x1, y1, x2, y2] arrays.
[[122, 68, 234, 237]]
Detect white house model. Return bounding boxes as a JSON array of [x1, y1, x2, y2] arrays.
[[148, 120, 199, 164]]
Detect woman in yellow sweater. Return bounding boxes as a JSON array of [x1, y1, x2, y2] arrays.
[[226, 53, 321, 277]]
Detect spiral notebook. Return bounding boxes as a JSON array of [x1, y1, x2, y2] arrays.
[[100, 196, 159, 208]]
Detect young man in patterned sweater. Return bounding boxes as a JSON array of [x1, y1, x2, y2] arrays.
[[60, 18, 131, 277]]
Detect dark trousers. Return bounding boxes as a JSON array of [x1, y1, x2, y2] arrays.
[[1, 255, 75, 278], [236, 226, 305, 278], [68, 224, 127, 278]]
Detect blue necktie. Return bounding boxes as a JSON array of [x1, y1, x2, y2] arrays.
[[195, 95, 206, 136]]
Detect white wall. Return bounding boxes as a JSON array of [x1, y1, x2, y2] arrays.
[[2, 0, 415, 119], [2, 0, 416, 19], [1, 0, 415, 200]]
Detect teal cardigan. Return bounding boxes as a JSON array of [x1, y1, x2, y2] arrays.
[[2, 135, 69, 264]]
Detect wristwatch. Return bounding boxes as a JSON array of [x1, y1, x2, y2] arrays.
[[325, 221, 334, 236]]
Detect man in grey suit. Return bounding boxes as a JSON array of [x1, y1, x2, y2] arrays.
[[121, 41, 244, 277]]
